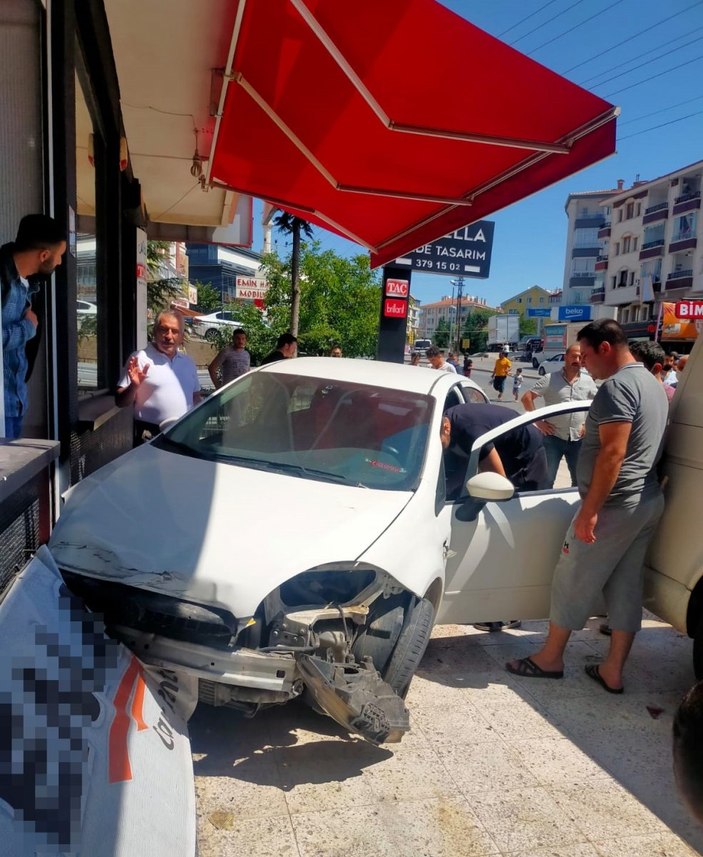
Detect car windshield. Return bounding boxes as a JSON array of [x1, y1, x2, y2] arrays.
[[157, 372, 434, 490]]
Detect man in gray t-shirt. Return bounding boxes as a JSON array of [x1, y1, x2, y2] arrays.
[[507, 320, 668, 693]]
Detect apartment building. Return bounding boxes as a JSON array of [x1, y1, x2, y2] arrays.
[[417, 295, 495, 339], [592, 160, 702, 343], [561, 187, 621, 305]]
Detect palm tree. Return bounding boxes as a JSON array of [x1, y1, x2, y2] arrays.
[[273, 210, 313, 336]]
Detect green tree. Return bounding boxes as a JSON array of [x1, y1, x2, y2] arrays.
[[273, 211, 314, 336], [462, 307, 492, 353], [519, 314, 537, 336], [146, 240, 185, 320], [193, 281, 221, 313], [434, 318, 450, 349], [260, 242, 381, 357]]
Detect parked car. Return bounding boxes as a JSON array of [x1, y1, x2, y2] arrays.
[[413, 338, 432, 356], [537, 353, 566, 375], [192, 310, 242, 341], [50, 357, 597, 745]]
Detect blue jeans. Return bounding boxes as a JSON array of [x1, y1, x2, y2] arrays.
[[4, 416, 23, 439], [543, 435, 581, 488]]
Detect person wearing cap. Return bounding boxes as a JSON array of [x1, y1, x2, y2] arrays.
[[1, 214, 66, 438]]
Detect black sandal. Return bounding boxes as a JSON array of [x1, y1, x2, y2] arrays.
[[505, 656, 563, 679]]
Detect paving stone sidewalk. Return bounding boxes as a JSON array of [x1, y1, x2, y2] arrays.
[[192, 614, 702, 857]]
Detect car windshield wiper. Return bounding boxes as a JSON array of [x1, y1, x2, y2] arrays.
[[207, 454, 368, 487]]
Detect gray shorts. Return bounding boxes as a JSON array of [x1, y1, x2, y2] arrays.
[[550, 490, 665, 633]]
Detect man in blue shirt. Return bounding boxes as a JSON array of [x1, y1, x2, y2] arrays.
[[1, 215, 66, 438]]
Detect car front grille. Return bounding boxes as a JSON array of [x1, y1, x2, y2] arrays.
[[61, 571, 237, 648]]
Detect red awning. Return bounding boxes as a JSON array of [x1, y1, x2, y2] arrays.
[[209, 0, 617, 268]]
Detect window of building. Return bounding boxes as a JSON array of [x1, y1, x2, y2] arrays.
[[632, 236, 638, 251], [629, 271, 635, 286], [626, 202, 634, 219], [527, 297, 532, 303], [636, 202, 642, 217], [610, 276, 617, 289], [617, 270, 629, 288], [574, 227, 599, 248], [622, 236, 631, 253], [539, 297, 544, 303], [75, 70, 103, 397], [674, 212, 697, 242], [618, 209, 623, 223], [614, 242, 620, 255]]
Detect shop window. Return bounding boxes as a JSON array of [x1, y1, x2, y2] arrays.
[[75, 68, 104, 397]]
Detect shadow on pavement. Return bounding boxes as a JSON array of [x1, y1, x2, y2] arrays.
[[415, 619, 703, 854]]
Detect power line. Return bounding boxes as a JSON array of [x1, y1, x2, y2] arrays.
[[618, 108, 703, 141], [603, 51, 703, 98], [561, 0, 703, 74], [578, 24, 703, 86], [497, 0, 562, 38], [619, 93, 703, 126], [527, 0, 626, 57], [511, 0, 588, 46], [587, 31, 703, 89]]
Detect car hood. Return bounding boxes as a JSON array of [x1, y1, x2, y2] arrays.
[[50, 445, 411, 616]]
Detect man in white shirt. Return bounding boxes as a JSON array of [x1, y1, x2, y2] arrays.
[[116, 310, 201, 445], [522, 344, 597, 487], [426, 345, 457, 373]]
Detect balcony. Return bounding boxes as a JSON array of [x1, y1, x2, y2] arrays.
[[574, 216, 605, 229], [571, 245, 600, 257], [590, 287, 605, 303], [568, 274, 595, 288], [641, 201, 667, 227], [604, 283, 638, 306], [595, 254, 608, 271], [597, 223, 611, 239], [639, 239, 665, 260], [673, 191, 701, 216], [665, 269, 694, 292], [669, 235, 697, 254]]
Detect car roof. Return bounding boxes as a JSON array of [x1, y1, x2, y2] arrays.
[[257, 356, 480, 397]]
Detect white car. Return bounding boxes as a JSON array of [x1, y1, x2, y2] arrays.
[[50, 358, 592, 744], [192, 310, 242, 341], [537, 353, 565, 375], [76, 299, 97, 329]]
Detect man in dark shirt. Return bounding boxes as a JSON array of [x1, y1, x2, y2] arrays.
[[261, 332, 298, 365], [440, 403, 548, 500]]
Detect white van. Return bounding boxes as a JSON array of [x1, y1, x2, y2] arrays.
[[644, 337, 703, 675]]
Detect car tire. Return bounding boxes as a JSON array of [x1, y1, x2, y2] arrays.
[[204, 328, 218, 342], [382, 596, 435, 697], [532, 357, 539, 369], [693, 616, 703, 680], [538, 365, 546, 376]]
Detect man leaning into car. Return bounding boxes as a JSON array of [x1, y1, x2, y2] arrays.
[[116, 309, 201, 445]]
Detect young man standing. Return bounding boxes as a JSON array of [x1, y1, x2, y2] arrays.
[[1, 215, 66, 438], [426, 345, 456, 373], [208, 328, 251, 388], [506, 320, 668, 692]]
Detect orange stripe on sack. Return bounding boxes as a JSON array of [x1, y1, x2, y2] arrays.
[[108, 657, 141, 783], [130, 666, 148, 732]]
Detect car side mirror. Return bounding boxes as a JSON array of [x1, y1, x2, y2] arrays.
[[466, 472, 515, 502]]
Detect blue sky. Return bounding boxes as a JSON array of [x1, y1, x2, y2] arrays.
[[257, 0, 703, 307]]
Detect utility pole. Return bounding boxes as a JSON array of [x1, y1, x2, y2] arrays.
[[454, 276, 464, 352]]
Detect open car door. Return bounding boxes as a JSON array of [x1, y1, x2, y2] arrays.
[[437, 402, 592, 625]]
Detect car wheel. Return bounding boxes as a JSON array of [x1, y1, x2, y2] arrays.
[[693, 616, 703, 680], [532, 358, 539, 369], [538, 365, 546, 376], [382, 595, 436, 697], [204, 328, 218, 342]]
